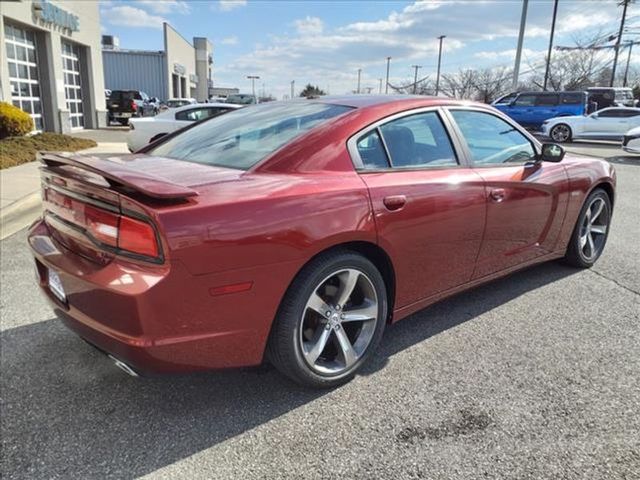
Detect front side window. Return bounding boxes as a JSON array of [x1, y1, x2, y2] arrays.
[[450, 110, 536, 165], [514, 94, 536, 106], [150, 102, 352, 170], [175, 107, 224, 121]]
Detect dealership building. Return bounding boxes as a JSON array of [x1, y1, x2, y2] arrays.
[[102, 24, 213, 102], [0, 0, 107, 132]]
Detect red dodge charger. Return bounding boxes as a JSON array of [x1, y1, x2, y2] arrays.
[[28, 96, 615, 387]]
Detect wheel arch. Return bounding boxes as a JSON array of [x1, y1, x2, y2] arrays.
[[589, 181, 615, 208]]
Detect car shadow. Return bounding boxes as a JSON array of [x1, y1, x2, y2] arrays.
[[1, 261, 577, 479]]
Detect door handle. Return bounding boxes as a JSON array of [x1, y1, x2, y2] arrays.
[[489, 188, 506, 202], [383, 195, 407, 211]]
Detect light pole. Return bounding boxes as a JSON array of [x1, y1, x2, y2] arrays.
[[624, 41, 635, 87], [435, 35, 446, 96], [385, 56, 391, 94], [513, 0, 529, 89], [611, 0, 630, 87], [357, 68, 362, 94], [543, 0, 559, 91], [290, 80, 295, 99], [411, 65, 422, 94], [247, 75, 259, 101]]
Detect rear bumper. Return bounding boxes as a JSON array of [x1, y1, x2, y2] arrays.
[[28, 219, 290, 374]]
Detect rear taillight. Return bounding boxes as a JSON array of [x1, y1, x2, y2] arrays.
[[131, 100, 137, 111], [118, 216, 158, 258], [45, 189, 160, 261], [85, 205, 119, 247]]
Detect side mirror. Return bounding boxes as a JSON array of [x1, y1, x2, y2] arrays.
[[591, 112, 599, 119], [540, 143, 565, 163]]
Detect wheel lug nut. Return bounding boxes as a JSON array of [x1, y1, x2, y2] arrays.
[[340, 314, 345, 319], [326, 311, 331, 317], [336, 305, 341, 310]]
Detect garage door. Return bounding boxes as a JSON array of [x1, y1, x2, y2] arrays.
[[61, 41, 84, 129], [5, 24, 44, 131]]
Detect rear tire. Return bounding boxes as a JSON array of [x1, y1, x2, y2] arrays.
[[267, 250, 387, 388], [118, 119, 129, 126], [564, 188, 611, 268], [550, 123, 572, 143]]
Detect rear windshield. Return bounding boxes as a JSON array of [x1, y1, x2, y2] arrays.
[[110, 90, 141, 101], [148, 102, 352, 170]]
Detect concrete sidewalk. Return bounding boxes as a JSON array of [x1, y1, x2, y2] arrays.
[[0, 138, 128, 240]]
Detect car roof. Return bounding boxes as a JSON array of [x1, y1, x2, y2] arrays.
[[301, 94, 481, 109], [598, 106, 640, 111]]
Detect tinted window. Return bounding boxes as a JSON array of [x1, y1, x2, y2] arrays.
[[150, 103, 352, 170], [175, 107, 227, 121], [356, 130, 389, 169], [598, 109, 625, 118], [621, 110, 640, 117], [536, 94, 559, 106], [378, 112, 457, 168], [450, 110, 536, 165], [514, 94, 536, 106], [561, 93, 584, 105]]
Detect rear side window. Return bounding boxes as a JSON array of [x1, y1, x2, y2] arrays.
[[598, 109, 624, 118], [356, 130, 389, 169], [149, 103, 352, 170], [561, 93, 584, 105], [536, 94, 559, 106], [450, 110, 536, 165], [379, 112, 457, 168]]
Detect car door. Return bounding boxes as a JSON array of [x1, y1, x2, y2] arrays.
[[534, 93, 560, 126], [506, 93, 537, 127], [446, 108, 569, 279], [349, 108, 486, 308], [583, 108, 628, 138]]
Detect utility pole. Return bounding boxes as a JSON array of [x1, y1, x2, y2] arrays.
[[357, 69, 361, 94], [513, 0, 529, 90], [543, 0, 559, 91], [435, 35, 446, 96], [411, 65, 422, 94], [385, 56, 391, 94], [378, 78, 383, 94], [290, 80, 295, 99], [611, 0, 630, 87], [624, 42, 634, 87], [247, 75, 259, 101]]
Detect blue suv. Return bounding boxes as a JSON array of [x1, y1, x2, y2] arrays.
[[493, 91, 588, 129]]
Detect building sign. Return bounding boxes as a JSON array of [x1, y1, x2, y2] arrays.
[[173, 63, 186, 75], [33, 1, 80, 32]]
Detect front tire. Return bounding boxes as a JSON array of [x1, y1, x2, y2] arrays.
[[550, 123, 572, 143], [564, 188, 611, 268], [268, 250, 387, 388]]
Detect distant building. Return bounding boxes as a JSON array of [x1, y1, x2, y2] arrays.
[[102, 23, 213, 102], [1, 0, 107, 133], [209, 86, 239, 99]]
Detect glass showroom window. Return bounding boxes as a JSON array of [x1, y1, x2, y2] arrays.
[[5, 24, 44, 131], [61, 41, 84, 129]]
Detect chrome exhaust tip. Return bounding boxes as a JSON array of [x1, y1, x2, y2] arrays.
[[108, 355, 139, 377]]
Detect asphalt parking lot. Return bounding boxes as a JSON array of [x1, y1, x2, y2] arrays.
[[1, 145, 639, 479]]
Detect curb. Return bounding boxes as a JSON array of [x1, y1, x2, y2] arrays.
[[0, 192, 42, 240]]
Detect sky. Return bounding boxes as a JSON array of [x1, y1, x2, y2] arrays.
[[99, 0, 640, 99]]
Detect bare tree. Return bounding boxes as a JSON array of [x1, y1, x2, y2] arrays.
[[471, 66, 513, 103], [527, 34, 611, 90], [440, 69, 477, 99]]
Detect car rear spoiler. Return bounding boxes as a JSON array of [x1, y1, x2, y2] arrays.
[[38, 152, 199, 200]]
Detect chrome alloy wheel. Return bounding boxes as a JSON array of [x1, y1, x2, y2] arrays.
[[579, 197, 609, 261], [551, 124, 571, 142], [299, 268, 379, 375]]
